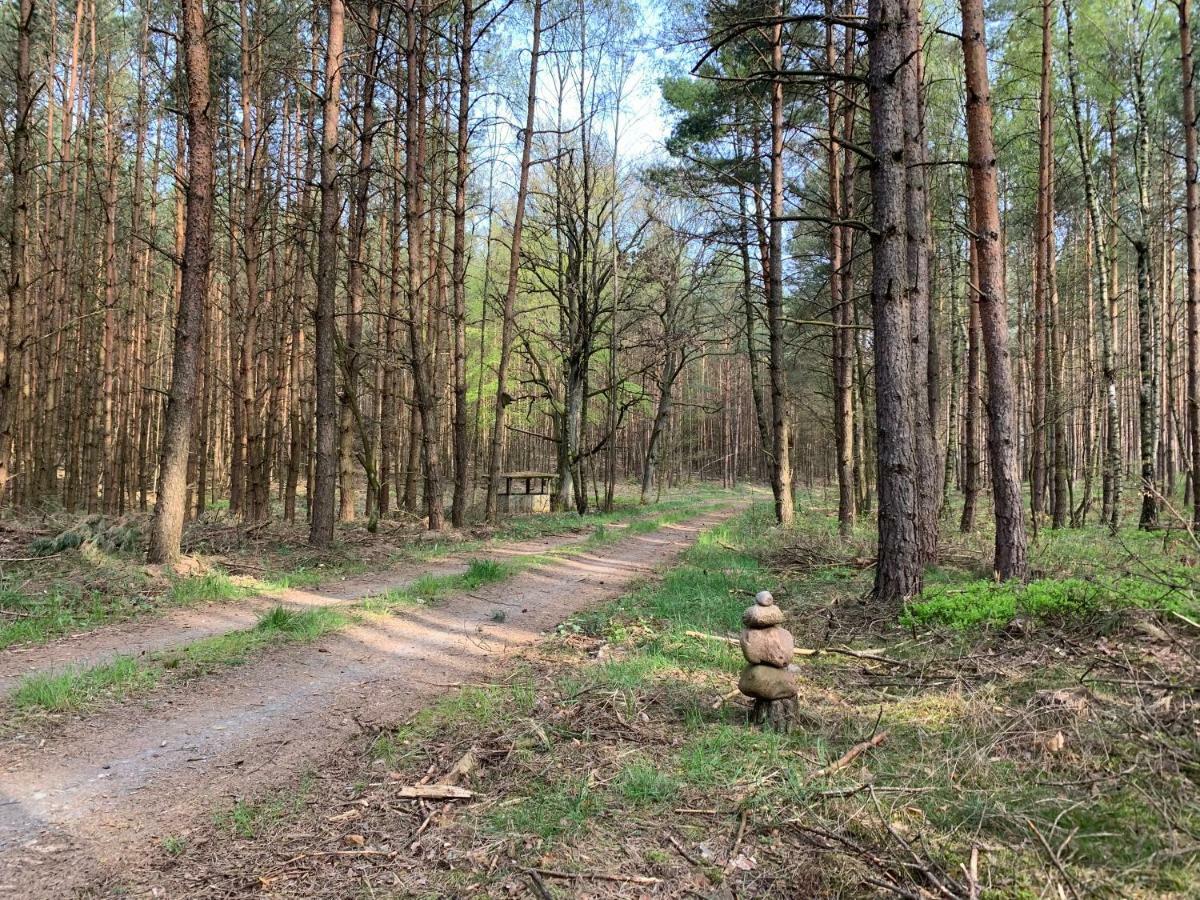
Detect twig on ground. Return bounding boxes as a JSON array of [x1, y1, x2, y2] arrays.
[[531, 868, 661, 885], [667, 833, 704, 867], [808, 730, 889, 781], [527, 870, 554, 900], [1028, 818, 1084, 900]]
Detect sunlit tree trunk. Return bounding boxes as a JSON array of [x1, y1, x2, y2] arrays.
[[149, 0, 214, 563], [309, 0, 346, 547], [960, 0, 1029, 580]]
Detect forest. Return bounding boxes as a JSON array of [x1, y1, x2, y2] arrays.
[[0, 0, 1198, 896]]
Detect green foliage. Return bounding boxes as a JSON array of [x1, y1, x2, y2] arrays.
[[29, 516, 141, 557], [168, 573, 251, 605], [486, 777, 602, 841], [614, 760, 679, 806], [12, 656, 157, 712], [216, 779, 311, 840], [462, 558, 508, 589], [903, 574, 1196, 630]]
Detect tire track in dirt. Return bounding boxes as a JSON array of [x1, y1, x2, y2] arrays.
[[0, 517, 672, 693], [0, 506, 739, 898]]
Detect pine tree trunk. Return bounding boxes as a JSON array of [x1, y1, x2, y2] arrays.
[[1181, 0, 1200, 530], [868, 0, 921, 601], [309, 0, 346, 547], [450, 2, 476, 527], [485, 0, 541, 523], [0, 0, 33, 510], [149, 0, 214, 563], [960, 0, 1029, 581], [768, 3, 794, 526]]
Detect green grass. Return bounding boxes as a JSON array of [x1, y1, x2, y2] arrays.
[[11, 655, 158, 712], [905, 572, 1199, 631], [9, 606, 349, 714], [486, 777, 602, 841], [216, 776, 313, 839], [168, 573, 252, 605], [614, 759, 680, 806]]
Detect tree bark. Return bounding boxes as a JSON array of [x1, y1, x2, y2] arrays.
[[450, 1, 477, 527], [1181, 0, 1200, 531], [960, 0, 1029, 581], [309, 0, 346, 547], [868, 0, 921, 601], [0, 0, 34, 510], [767, 3, 794, 526], [149, 0, 214, 563], [900, 0, 938, 560], [484, 0, 541, 522]]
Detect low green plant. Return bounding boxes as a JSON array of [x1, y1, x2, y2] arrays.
[[486, 777, 602, 841], [12, 656, 158, 712], [902, 573, 1196, 630], [615, 760, 679, 806]]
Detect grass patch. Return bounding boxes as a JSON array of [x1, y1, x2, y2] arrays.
[[614, 759, 679, 806], [216, 776, 313, 839], [904, 573, 1199, 630], [12, 656, 158, 712], [168, 572, 254, 605], [486, 777, 602, 841]]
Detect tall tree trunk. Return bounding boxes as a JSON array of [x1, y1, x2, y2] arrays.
[[960, 0, 1029, 580], [901, 0, 938, 560], [1030, 0, 1052, 528], [0, 0, 34, 509], [868, 0, 921, 601], [404, 0, 445, 531], [1180, 0, 1200, 530], [484, 0, 541, 522], [449, 0, 477, 527], [148, 0, 214, 563], [768, 3, 794, 526], [1064, 0, 1120, 534], [309, 0, 346, 547], [1133, 36, 1160, 529], [340, 0, 382, 525], [827, 3, 856, 536]]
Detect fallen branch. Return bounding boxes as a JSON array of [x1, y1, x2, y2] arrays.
[[808, 730, 889, 780], [683, 630, 898, 664], [396, 784, 473, 800], [530, 868, 661, 885]]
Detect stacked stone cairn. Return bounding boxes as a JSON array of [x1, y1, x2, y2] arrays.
[[737, 590, 799, 731]]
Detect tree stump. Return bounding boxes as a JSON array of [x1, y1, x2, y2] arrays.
[[750, 696, 800, 733]]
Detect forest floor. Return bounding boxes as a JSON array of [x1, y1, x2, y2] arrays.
[[0, 488, 744, 897], [4, 489, 1200, 898]]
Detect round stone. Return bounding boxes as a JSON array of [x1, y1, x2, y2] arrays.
[[743, 604, 784, 628], [755, 590, 775, 607], [738, 664, 798, 700], [740, 626, 794, 668]]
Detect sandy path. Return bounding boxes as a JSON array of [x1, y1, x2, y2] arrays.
[[0, 523, 625, 694], [0, 507, 735, 898]]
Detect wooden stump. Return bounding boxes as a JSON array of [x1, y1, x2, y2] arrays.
[[750, 696, 799, 733]]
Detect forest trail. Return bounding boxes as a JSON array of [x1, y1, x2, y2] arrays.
[[0, 521, 634, 693], [0, 506, 737, 898]]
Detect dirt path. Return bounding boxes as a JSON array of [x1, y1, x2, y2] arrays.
[[0, 521, 637, 694], [0, 506, 736, 898]]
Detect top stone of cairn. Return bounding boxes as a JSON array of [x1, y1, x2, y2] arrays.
[[755, 590, 775, 607]]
